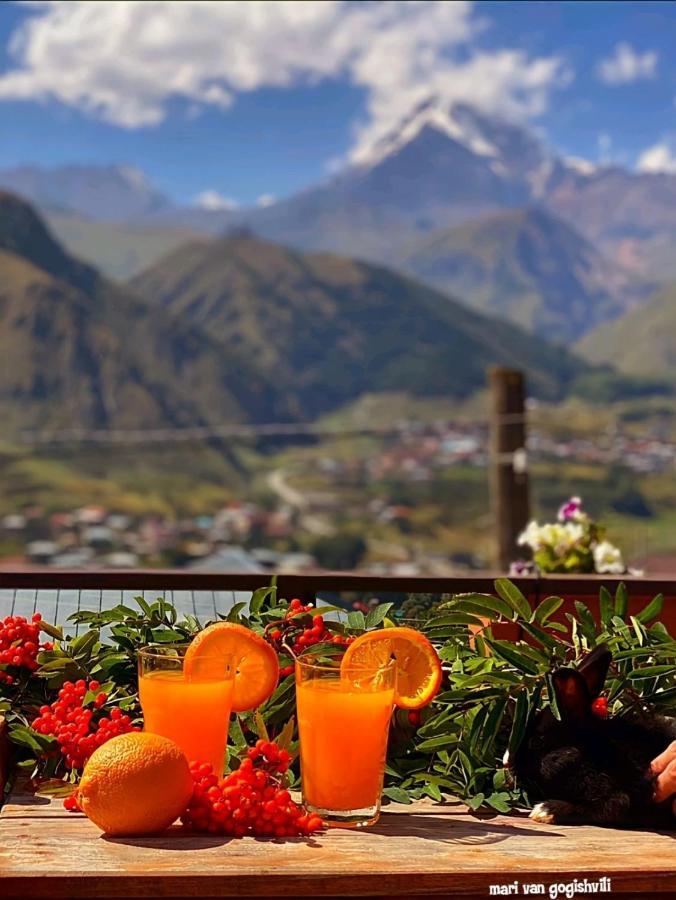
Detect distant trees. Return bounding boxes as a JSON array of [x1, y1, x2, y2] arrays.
[[311, 534, 367, 571]]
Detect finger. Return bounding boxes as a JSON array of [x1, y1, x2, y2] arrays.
[[653, 759, 676, 804], [650, 741, 676, 775]]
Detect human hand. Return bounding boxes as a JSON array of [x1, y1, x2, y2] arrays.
[[651, 741, 676, 811]]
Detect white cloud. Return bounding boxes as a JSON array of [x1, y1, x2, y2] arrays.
[[194, 190, 238, 211], [596, 42, 657, 85], [257, 194, 276, 208], [0, 1, 570, 160], [636, 141, 676, 175]]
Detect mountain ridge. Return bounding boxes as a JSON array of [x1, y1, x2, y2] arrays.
[[129, 229, 588, 413], [396, 206, 652, 341]]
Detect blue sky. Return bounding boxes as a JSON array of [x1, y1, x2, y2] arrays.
[[0, 1, 674, 207]]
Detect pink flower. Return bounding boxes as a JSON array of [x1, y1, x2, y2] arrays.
[[557, 496, 585, 523]]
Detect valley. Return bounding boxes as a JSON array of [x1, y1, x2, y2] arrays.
[[0, 99, 675, 572]]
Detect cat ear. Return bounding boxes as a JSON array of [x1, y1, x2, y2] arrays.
[[578, 644, 612, 699], [552, 668, 591, 721]]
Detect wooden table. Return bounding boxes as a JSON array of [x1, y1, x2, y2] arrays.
[[1, 790, 675, 899]]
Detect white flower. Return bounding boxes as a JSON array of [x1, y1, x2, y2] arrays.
[[593, 541, 624, 574], [517, 520, 544, 550], [539, 522, 584, 556], [517, 520, 584, 556]]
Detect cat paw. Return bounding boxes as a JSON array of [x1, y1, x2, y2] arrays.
[[529, 802, 555, 824]]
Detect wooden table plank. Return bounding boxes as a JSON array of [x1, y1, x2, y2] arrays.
[[1, 791, 675, 898]]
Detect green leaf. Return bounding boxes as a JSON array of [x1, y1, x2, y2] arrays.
[[37, 657, 69, 672], [276, 716, 296, 752], [519, 621, 560, 652], [39, 621, 64, 640], [508, 690, 529, 755], [485, 640, 539, 674], [365, 603, 394, 629], [615, 583, 629, 619], [416, 733, 458, 752], [486, 792, 512, 813], [479, 697, 508, 758], [574, 601, 597, 642], [532, 595, 564, 625], [599, 587, 614, 626], [347, 611, 366, 630], [71, 630, 98, 658], [494, 579, 532, 621], [610, 615, 631, 642], [465, 793, 485, 811], [382, 786, 412, 804], [627, 665, 675, 680], [452, 593, 513, 620], [426, 612, 484, 628], [9, 724, 55, 752], [249, 584, 276, 617], [228, 716, 248, 752], [629, 616, 646, 647], [150, 628, 185, 643], [469, 705, 489, 755], [134, 596, 152, 616], [644, 685, 676, 703], [635, 593, 664, 625], [96, 652, 129, 672], [226, 602, 247, 623], [253, 711, 269, 741], [423, 782, 442, 802]]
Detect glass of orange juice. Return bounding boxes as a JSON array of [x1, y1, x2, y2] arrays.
[[138, 645, 234, 775], [295, 655, 396, 828]]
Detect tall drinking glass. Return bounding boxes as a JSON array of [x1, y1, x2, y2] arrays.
[[295, 655, 396, 828], [138, 645, 234, 775]]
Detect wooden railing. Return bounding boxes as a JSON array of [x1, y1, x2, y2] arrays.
[[0, 569, 674, 632], [0, 568, 674, 602]]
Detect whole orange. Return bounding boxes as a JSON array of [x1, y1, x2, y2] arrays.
[[78, 732, 193, 836]]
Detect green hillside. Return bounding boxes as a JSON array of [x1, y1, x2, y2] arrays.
[[0, 195, 289, 433], [130, 230, 587, 415], [577, 281, 676, 378], [397, 207, 647, 342]]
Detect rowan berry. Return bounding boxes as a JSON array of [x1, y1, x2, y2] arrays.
[[0, 612, 52, 681], [408, 710, 422, 728], [31, 678, 138, 772], [183, 741, 323, 839]]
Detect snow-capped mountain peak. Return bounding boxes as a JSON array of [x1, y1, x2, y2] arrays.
[[354, 97, 500, 169], [352, 98, 555, 194]]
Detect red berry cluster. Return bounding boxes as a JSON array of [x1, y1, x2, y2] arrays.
[[63, 792, 80, 812], [407, 710, 422, 729], [591, 696, 609, 718], [269, 599, 355, 678], [31, 679, 139, 770], [182, 739, 323, 838], [0, 613, 52, 685]]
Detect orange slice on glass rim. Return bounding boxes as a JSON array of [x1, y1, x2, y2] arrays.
[[340, 626, 442, 709], [184, 622, 279, 712]]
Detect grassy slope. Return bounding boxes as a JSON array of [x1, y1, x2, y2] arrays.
[[396, 207, 641, 341], [577, 282, 676, 378], [130, 232, 586, 412]]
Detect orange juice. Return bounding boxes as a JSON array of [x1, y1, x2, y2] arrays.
[[296, 677, 394, 814], [139, 670, 234, 774]]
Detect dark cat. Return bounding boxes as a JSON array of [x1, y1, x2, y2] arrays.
[[510, 644, 676, 827]]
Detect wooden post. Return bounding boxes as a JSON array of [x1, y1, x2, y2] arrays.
[[488, 367, 530, 571]]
